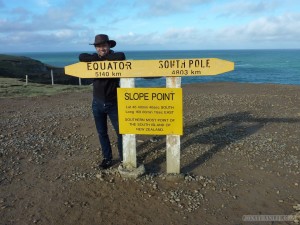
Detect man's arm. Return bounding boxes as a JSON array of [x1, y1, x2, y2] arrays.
[[79, 53, 99, 62], [106, 52, 126, 61], [79, 52, 125, 62]]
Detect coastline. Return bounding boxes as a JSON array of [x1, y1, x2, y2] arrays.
[[1, 82, 299, 224], [2, 49, 300, 86]]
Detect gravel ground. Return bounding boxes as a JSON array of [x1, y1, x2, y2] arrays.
[[0, 82, 299, 225]]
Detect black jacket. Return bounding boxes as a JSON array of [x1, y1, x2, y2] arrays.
[[79, 51, 126, 102]]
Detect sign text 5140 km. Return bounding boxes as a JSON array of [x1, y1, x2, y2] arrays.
[[64, 58, 234, 78]]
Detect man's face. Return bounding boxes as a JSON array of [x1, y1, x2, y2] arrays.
[[95, 42, 110, 57]]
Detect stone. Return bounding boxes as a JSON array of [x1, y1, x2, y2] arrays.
[[165, 173, 185, 182], [118, 164, 145, 179]]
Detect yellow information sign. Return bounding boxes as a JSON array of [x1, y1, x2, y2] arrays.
[[64, 58, 234, 78], [117, 88, 183, 135]]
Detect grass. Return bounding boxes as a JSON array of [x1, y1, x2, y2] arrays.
[[0, 77, 92, 98]]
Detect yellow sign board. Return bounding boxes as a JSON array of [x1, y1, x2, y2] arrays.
[[64, 58, 234, 78], [117, 88, 183, 135]]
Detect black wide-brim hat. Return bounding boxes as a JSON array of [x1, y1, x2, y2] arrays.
[[89, 34, 116, 48]]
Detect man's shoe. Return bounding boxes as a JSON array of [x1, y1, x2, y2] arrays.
[[99, 159, 112, 169]]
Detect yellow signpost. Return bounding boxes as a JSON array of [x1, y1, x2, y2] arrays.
[[64, 57, 235, 175], [117, 88, 182, 135], [64, 58, 234, 78]]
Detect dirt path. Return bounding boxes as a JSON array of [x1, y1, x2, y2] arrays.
[[1, 82, 299, 225]]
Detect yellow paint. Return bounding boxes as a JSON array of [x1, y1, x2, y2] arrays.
[[117, 88, 183, 135], [64, 58, 234, 78]]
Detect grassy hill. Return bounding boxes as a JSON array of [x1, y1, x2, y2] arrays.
[[0, 77, 91, 98], [0, 54, 89, 85]]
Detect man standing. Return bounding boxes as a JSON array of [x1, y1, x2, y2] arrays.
[[79, 34, 125, 169]]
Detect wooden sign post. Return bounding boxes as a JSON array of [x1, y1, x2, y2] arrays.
[[120, 78, 137, 169], [65, 58, 234, 174], [166, 77, 181, 174]]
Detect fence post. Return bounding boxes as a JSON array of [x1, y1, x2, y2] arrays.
[[166, 77, 181, 174], [79, 78, 82, 86], [25, 75, 28, 85], [120, 78, 136, 168], [51, 70, 54, 85]]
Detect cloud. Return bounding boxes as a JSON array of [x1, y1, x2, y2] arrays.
[[137, 0, 212, 16], [0, 19, 33, 32], [163, 27, 202, 43], [116, 11, 300, 50], [0, 1, 95, 51], [1, 30, 75, 45], [115, 27, 214, 50], [54, 29, 74, 39], [214, 0, 280, 17], [0, 27, 97, 52], [1, 0, 299, 51], [0, 0, 92, 38], [218, 13, 300, 43], [36, 0, 51, 7], [117, 32, 160, 46]]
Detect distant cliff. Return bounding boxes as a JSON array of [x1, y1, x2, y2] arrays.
[[0, 54, 89, 85]]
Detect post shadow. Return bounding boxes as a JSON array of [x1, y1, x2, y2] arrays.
[[136, 137, 166, 173], [136, 111, 300, 174]]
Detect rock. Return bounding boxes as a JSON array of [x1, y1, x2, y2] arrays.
[[293, 204, 300, 211], [95, 173, 103, 179], [118, 164, 145, 179], [165, 173, 185, 182], [109, 178, 114, 183]]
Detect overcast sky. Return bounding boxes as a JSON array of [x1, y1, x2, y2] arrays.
[[1, 0, 300, 52]]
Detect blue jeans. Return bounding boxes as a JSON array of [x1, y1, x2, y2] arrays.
[[92, 98, 123, 161]]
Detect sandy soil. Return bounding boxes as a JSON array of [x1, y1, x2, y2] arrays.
[[0, 82, 299, 225]]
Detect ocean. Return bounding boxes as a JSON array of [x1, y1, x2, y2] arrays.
[[10, 49, 300, 87]]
